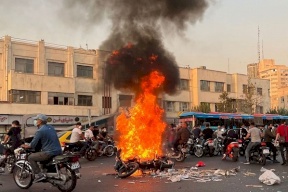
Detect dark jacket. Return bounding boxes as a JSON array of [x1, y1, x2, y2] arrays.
[[176, 128, 190, 144], [264, 128, 275, 142]]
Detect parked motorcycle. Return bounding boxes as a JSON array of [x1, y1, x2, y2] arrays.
[[246, 142, 269, 165], [213, 137, 224, 156], [13, 148, 81, 192], [63, 140, 97, 161], [194, 138, 215, 158], [223, 139, 241, 162], [114, 149, 174, 178]]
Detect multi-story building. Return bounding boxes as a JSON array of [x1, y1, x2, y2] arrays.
[[247, 59, 288, 109], [0, 35, 271, 132], [164, 66, 270, 120]]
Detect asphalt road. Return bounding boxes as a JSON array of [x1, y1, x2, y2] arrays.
[[1, 154, 288, 192]]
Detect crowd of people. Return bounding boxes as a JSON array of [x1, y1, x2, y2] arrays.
[[0, 114, 111, 182], [166, 120, 288, 165]]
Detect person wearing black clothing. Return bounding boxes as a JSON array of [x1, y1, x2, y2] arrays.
[[202, 124, 214, 140], [3, 120, 22, 150], [222, 126, 238, 159], [192, 125, 201, 139], [264, 124, 279, 163]]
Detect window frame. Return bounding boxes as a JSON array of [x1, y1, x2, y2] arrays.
[[77, 95, 92, 106], [200, 80, 210, 91], [9, 90, 40, 104], [15, 58, 34, 74], [77, 65, 93, 78], [48, 61, 65, 77]]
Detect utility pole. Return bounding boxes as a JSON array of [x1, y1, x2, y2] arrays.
[[258, 26, 261, 63]]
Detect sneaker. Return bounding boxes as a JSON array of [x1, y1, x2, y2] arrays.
[[222, 154, 227, 160], [33, 173, 46, 183], [243, 161, 250, 165], [281, 162, 287, 165]]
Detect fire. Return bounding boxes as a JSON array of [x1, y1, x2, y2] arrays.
[[116, 70, 166, 161]]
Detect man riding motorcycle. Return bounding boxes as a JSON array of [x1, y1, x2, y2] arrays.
[[172, 122, 190, 155], [244, 122, 262, 164], [21, 114, 62, 183]]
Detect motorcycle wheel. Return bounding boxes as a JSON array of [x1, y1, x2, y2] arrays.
[[259, 154, 266, 166], [104, 145, 115, 157], [85, 149, 97, 161], [239, 148, 245, 156], [194, 146, 204, 158], [117, 162, 139, 179], [175, 152, 186, 162], [57, 165, 77, 192], [232, 148, 239, 162], [13, 162, 33, 189]]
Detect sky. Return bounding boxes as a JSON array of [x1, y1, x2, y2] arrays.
[[0, 0, 288, 74]]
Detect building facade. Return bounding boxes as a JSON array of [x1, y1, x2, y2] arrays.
[[247, 59, 288, 109], [0, 36, 271, 132]]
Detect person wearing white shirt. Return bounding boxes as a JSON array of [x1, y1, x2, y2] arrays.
[[70, 122, 87, 155], [85, 125, 99, 150]]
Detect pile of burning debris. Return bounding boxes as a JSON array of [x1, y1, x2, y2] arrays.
[[154, 166, 241, 183]]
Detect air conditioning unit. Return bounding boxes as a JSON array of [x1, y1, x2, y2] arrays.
[[199, 66, 206, 69]]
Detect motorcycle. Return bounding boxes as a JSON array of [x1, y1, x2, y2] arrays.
[[169, 143, 189, 162], [114, 149, 174, 178], [98, 138, 115, 157], [13, 148, 81, 192], [194, 138, 215, 158], [246, 142, 269, 165], [213, 137, 224, 156], [239, 138, 249, 156], [0, 144, 17, 173], [223, 139, 241, 162], [63, 140, 98, 161]]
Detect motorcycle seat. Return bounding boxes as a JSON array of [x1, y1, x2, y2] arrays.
[[65, 142, 78, 147]]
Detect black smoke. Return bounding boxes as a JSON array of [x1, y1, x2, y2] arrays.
[[61, 0, 211, 94]]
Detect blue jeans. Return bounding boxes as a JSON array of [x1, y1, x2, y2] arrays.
[[245, 142, 260, 162]]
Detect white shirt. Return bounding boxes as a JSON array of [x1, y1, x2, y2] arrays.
[[85, 129, 94, 140], [70, 128, 82, 143]]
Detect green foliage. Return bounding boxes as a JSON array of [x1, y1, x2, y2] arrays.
[[217, 91, 236, 113], [266, 107, 288, 115], [192, 103, 211, 113]]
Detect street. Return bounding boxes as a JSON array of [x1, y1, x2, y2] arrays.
[[1, 154, 288, 192]]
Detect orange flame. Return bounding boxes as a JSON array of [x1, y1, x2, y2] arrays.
[[116, 71, 166, 161]]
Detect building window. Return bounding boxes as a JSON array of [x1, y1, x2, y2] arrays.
[[180, 79, 189, 90], [48, 62, 64, 76], [119, 95, 132, 107], [257, 88, 262, 96], [242, 84, 248, 94], [78, 95, 92, 106], [48, 92, 74, 105], [227, 84, 231, 92], [215, 82, 224, 92], [77, 65, 93, 78], [102, 96, 112, 108], [256, 105, 263, 114], [165, 101, 175, 112], [9, 90, 40, 104], [179, 102, 189, 111], [200, 80, 210, 91], [15, 58, 34, 74]]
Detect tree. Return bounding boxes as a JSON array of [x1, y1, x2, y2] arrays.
[[192, 103, 210, 113], [217, 91, 235, 113], [266, 107, 288, 115]]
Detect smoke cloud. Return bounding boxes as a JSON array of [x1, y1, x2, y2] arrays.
[[61, 0, 211, 94]]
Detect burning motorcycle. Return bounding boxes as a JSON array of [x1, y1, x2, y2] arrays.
[[98, 138, 115, 157], [13, 148, 81, 192], [114, 149, 174, 178]]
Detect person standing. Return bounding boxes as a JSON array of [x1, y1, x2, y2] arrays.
[[264, 124, 279, 163], [275, 121, 288, 165], [244, 122, 262, 164]]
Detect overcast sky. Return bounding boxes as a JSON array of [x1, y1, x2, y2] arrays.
[[0, 0, 288, 74]]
